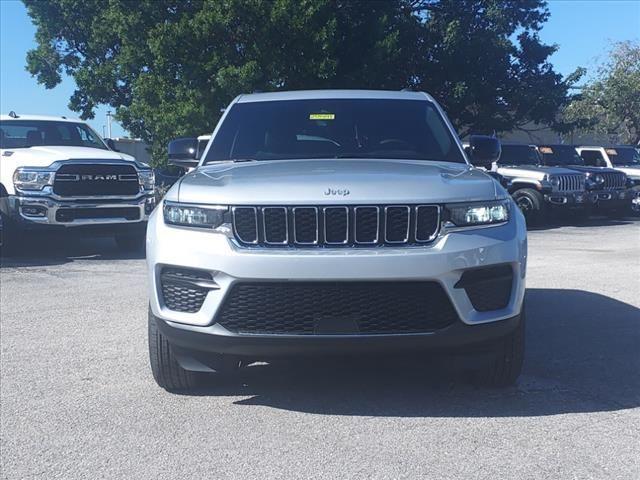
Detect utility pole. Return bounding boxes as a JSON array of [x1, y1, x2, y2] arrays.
[[106, 111, 113, 139], [102, 125, 106, 138]]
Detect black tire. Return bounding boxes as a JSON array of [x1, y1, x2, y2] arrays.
[[630, 186, 640, 216], [475, 308, 525, 387], [148, 308, 201, 392], [512, 188, 546, 226], [0, 213, 20, 258], [114, 232, 145, 252]]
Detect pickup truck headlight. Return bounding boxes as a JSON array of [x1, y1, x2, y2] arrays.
[[445, 199, 510, 227], [138, 169, 155, 191], [163, 201, 228, 228], [13, 168, 55, 191]]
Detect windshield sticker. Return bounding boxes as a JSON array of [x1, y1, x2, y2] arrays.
[[309, 113, 335, 120], [605, 148, 618, 155], [539, 147, 553, 154]]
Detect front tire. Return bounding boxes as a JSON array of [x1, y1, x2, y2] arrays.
[[475, 308, 525, 387], [148, 308, 201, 392], [512, 188, 546, 226]]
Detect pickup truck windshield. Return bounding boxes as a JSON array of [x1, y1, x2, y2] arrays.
[[608, 147, 640, 166], [0, 120, 108, 150], [204, 99, 465, 164], [498, 144, 541, 166], [539, 145, 584, 166]]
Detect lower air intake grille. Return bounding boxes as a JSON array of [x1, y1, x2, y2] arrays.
[[160, 268, 213, 313], [455, 265, 513, 312], [215, 281, 459, 335]]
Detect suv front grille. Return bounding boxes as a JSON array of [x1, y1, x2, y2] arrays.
[[601, 172, 626, 189], [232, 204, 440, 247], [53, 163, 140, 197], [556, 174, 585, 192], [215, 281, 459, 335]]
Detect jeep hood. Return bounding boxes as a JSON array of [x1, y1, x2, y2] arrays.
[[173, 159, 499, 205], [1, 146, 136, 168]]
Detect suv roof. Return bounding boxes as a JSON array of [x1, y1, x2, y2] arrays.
[[235, 89, 434, 103], [0, 113, 83, 123]]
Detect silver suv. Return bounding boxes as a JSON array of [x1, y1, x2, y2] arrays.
[[146, 90, 528, 392]]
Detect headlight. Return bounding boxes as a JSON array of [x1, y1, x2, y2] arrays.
[[445, 199, 510, 227], [548, 176, 561, 189], [163, 201, 228, 228], [13, 169, 55, 191], [593, 174, 605, 184], [138, 169, 155, 191]]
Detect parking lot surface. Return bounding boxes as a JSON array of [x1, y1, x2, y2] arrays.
[[1, 217, 639, 479]]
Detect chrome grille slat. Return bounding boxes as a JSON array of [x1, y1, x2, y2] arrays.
[[232, 204, 441, 248], [556, 174, 585, 192], [602, 172, 625, 189]]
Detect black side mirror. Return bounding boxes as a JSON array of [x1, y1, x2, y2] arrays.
[[168, 137, 200, 169], [468, 135, 501, 169], [105, 138, 119, 152]]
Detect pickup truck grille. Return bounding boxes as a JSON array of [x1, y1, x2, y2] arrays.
[[601, 172, 626, 189], [556, 174, 585, 192], [232, 204, 440, 247], [215, 281, 458, 335], [53, 163, 140, 197]]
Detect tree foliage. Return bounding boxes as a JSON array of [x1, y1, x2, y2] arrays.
[[564, 41, 640, 145], [23, 0, 578, 163]]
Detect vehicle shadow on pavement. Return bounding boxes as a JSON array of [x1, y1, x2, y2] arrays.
[[187, 288, 639, 417], [527, 215, 639, 232], [0, 231, 144, 268]]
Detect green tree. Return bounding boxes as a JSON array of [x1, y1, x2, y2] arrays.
[[564, 41, 640, 145], [23, 0, 577, 163]]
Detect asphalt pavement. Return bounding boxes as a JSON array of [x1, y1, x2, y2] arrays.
[[1, 216, 639, 479]]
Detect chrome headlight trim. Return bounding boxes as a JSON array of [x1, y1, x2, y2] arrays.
[[13, 168, 55, 191]]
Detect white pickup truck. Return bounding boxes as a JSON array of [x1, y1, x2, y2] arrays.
[[0, 113, 155, 252]]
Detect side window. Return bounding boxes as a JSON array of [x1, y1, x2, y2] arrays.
[[580, 150, 606, 167]]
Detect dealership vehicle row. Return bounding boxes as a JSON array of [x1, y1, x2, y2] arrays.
[[1, 91, 639, 395]]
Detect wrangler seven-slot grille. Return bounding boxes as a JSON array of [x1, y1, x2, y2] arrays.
[[232, 205, 440, 247], [556, 174, 585, 192], [215, 281, 459, 335], [601, 172, 626, 189]]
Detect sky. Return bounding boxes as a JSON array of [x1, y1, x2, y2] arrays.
[[1, 0, 639, 138]]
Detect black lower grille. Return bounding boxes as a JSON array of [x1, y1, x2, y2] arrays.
[[53, 163, 140, 196], [215, 281, 459, 335], [55, 207, 140, 222], [455, 265, 513, 312], [160, 268, 213, 313]]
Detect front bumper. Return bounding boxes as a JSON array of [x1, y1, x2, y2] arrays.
[[147, 204, 527, 357], [543, 190, 592, 207], [4, 193, 155, 228], [591, 189, 632, 209]]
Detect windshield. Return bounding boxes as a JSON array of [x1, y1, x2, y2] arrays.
[[0, 120, 108, 150], [606, 147, 640, 166], [204, 99, 465, 164], [538, 145, 584, 166], [498, 144, 540, 166]]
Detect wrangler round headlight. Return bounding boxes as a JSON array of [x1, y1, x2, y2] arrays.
[[549, 176, 561, 188], [593, 174, 605, 184], [163, 201, 228, 228]]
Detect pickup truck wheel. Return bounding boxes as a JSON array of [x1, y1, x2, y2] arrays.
[[148, 308, 201, 392], [114, 232, 145, 252], [0, 213, 19, 257], [475, 308, 525, 387], [512, 188, 545, 225]]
